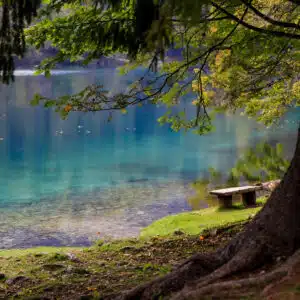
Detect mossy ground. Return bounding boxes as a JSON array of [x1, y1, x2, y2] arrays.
[[0, 247, 80, 258], [0, 227, 235, 300]]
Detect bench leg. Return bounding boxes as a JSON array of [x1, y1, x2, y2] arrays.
[[218, 195, 233, 208], [242, 191, 256, 207]]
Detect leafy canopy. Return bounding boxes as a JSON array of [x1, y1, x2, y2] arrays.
[[2, 0, 300, 131], [0, 0, 42, 83]]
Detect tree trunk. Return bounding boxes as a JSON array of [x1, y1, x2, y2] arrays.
[[117, 125, 300, 300], [225, 124, 300, 259]]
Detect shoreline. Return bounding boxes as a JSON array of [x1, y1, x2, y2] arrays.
[[0, 181, 196, 249], [0, 196, 267, 252]]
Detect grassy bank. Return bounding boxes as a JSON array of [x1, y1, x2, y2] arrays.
[[0, 197, 267, 258], [1, 220, 298, 300], [0, 247, 80, 258], [141, 197, 267, 238], [0, 224, 242, 300]]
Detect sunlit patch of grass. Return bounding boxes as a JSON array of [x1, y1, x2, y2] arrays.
[[140, 197, 267, 238]]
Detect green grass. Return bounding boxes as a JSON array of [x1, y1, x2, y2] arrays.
[[0, 247, 81, 257], [141, 197, 267, 238], [0, 232, 233, 299]]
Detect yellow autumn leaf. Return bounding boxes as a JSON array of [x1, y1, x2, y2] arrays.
[[64, 104, 72, 112], [210, 26, 217, 33], [215, 52, 223, 67], [192, 84, 198, 92], [192, 80, 199, 92], [292, 81, 300, 98], [202, 76, 209, 85]]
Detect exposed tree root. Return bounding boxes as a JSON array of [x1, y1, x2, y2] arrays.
[[117, 227, 273, 300], [171, 259, 289, 300], [118, 253, 225, 300], [117, 249, 300, 300], [261, 249, 300, 298], [117, 212, 300, 300], [117, 220, 300, 300], [172, 270, 287, 300]]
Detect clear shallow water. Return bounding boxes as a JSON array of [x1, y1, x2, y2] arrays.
[[0, 69, 299, 248]]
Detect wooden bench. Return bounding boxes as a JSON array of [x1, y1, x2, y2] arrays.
[[209, 185, 263, 208]]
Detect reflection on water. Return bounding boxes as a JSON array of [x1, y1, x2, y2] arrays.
[[0, 69, 299, 248]]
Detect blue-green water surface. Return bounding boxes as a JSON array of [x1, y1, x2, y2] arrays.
[[0, 69, 299, 248]]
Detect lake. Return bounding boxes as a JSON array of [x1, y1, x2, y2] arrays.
[[0, 68, 299, 248]]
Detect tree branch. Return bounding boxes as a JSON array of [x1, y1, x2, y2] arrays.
[[239, 0, 300, 30], [287, 0, 300, 4], [210, 1, 300, 40]]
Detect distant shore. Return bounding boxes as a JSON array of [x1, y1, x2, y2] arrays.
[[14, 47, 126, 70]]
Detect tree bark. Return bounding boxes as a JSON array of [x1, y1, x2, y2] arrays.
[[117, 125, 300, 300], [223, 124, 300, 259]]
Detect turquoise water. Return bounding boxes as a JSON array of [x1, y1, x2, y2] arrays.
[[0, 68, 299, 248]]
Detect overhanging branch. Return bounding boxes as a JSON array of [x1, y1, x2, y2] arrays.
[[287, 0, 300, 4], [211, 1, 300, 40], [239, 0, 300, 30]]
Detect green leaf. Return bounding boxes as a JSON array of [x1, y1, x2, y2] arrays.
[[44, 69, 51, 78], [276, 143, 283, 156], [44, 100, 56, 108], [31, 94, 42, 106]]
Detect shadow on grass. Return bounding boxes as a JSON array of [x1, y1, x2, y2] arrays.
[[216, 196, 267, 212]]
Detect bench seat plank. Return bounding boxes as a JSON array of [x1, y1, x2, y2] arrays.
[[210, 185, 262, 196]]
